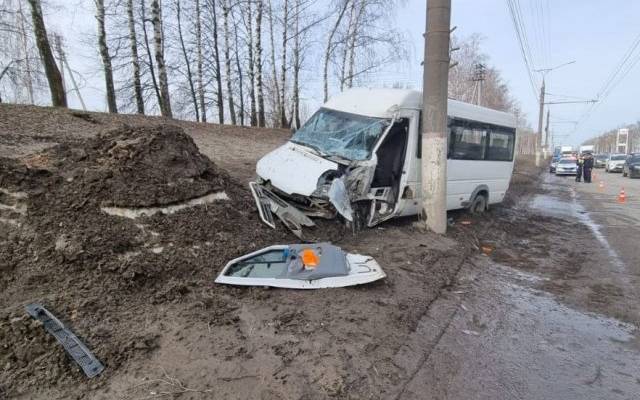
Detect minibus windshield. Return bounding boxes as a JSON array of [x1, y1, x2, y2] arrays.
[[291, 108, 390, 161]]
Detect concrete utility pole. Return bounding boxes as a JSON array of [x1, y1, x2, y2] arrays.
[[536, 78, 545, 166], [533, 61, 576, 164], [544, 109, 550, 156], [472, 63, 486, 106], [421, 0, 451, 234]]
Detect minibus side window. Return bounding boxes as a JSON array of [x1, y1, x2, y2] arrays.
[[448, 120, 486, 160], [486, 129, 515, 161]]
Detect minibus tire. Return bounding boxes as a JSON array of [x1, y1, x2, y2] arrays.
[[469, 194, 487, 214]]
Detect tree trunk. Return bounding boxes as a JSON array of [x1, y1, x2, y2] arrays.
[[210, 0, 224, 124], [27, 0, 67, 107], [140, 0, 161, 110], [95, 0, 118, 113], [127, 0, 144, 114], [195, 0, 206, 122], [60, 47, 87, 111], [323, 0, 350, 103], [234, 22, 245, 125], [278, 0, 289, 128], [340, 0, 356, 91], [222, 0, 236, 125], [17, 3, 35, 104], [292, 0, 301, 129], [255, 0, 265, 127], [0, 64, 12, 102], [176, 0, 200, 121], [346, 0, 364, 88], [151, 0, 172, 117], [268, 0, 280, 126], [53, 34, 66, 93], [246, 0, 257, 126]]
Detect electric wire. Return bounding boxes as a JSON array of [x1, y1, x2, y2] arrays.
[[573, 31, 640, 133], [505, 0, 539, 100]]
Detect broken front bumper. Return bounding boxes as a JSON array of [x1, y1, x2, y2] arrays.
[[249, 182, 317, 238]]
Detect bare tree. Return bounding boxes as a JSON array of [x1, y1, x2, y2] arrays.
[[267, 0, 280, 124], [0, 62, 13, 103], [222, 0, 236, 124], [195, 0, 205, 121], [255, 0, 265, 126], [95, 0, 117, 113], [3, 0, 411, 126], [278, 0, 289, 128], [243, 0, 257, 126], [140, 0, 161, 109], [27, 0, 66, 107], [233, 17, 245, 125], [291, 0, 301, 128], [17, 2, 35, 104], [205, 0, 224, 123], [339, 0, 355, 90], [345, 0, 364, 88], [448, 34, 519, 113], [176, 0, 199, 121], [334, 0, 405, 89], [151, 0, 172, 117], [127, 0, 144, 114], [323, 0, 350, 102]]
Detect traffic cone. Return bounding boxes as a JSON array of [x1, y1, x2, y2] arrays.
[[618, 188, 626, 204], [598, 181, 605, 192]]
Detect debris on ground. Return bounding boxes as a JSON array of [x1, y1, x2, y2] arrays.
[[215, 243, 385, 289], [25, 304, 104, 378], [0, 124, 296, 396]]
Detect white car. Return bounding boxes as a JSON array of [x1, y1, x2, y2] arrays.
[[555, 157, 578, 175], [606, 154, 627, 173]]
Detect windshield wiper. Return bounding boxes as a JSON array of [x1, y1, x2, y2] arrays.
[[290, 140, 327, 157]]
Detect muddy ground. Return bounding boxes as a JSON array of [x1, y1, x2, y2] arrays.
[[1, 104, 636, 399]]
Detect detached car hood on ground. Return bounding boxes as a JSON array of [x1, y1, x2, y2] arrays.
[[256, 142, 339, 196], [215, 243, 386, 289]]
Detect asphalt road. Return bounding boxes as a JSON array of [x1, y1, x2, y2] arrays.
[[571, 167, 640, 269], [396, 167, 640, 400]]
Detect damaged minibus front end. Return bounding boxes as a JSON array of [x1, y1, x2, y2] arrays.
[[250, 104, 404, 238]]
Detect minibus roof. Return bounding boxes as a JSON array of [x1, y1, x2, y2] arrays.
[[324, 88, 517, 128]]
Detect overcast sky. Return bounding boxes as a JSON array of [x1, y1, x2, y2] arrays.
[[50, 0, 640, 147], [396, 0, 640, 146]]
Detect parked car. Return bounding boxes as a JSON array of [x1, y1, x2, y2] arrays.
[[594, 154, 608, 168], [555, 157, 578, 176], [623, 153, 640, 178], [605, 154, 627, 172], [549, 156, 560, 173]]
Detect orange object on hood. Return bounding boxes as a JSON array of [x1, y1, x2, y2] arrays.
[[301, 248, 319, 268]]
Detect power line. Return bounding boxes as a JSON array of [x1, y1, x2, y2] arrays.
[[574, 31, 640, 132], [505, 0, 539, 100]]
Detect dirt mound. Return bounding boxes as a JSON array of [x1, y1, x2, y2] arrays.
[[46, 125, 230, 207], [0, 124, 292, 397]]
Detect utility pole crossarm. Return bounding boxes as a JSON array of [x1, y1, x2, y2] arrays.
[[544, 100, 598, 105]]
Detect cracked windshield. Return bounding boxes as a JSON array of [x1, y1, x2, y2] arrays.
[[291, 108, 390, 160]]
